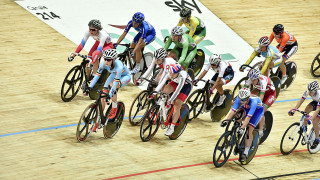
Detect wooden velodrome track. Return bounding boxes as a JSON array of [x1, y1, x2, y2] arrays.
[[1, 0, 320, 179]]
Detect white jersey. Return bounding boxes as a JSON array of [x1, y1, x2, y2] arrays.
[[204, 61, 230, 77], [140, 57, 177, 80], [302, 90, 320, 104], [155, 70, 192, 102], [83, 29, 112, 46]]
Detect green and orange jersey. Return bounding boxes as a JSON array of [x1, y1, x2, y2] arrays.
[[269, 31, 296, 52]]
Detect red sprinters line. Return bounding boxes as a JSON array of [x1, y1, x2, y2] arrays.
[[104, 149, 308, 180]]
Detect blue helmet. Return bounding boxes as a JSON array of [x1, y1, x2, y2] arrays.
[[132, 12, 145, 23]]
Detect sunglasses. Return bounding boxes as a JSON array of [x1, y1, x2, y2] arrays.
[[89, 28, 97, 31], [104, 58, 113, 62]]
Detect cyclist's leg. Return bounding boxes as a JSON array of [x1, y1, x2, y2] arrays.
[[193, 27, 206, 44], [313, 115, 320, 141], [304, 101, 317, 127], [281, 43, 298, 77], [245, 108, 264, 154], [172, 83, 192, 124], [181, 48, 197, 69], [88, 41, 100, 77], [259, 89, 276, 134]]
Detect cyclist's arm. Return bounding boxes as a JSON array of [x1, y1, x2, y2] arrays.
[[178, 40, 189, 64], [269, 33, 274, 44], [109, 64, 123, 97], [154, 73, 169, 92], [75, 31, 90, 53], [295, 91, 308, 109], [278, 34, 290, 53], [177, 19, 183, 26], [141, 58, 156, 79], [169, 73, 187, 102], [260, 56, 272, 75], [89, 65, 104, 88], [116, 31, 127, 44], [164, 36, 173, 51], [227, 97, 241, 119], [187, 17, 199, 37], [244, 50, 257, 65]]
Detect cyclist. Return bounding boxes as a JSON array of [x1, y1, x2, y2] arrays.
[[177, 7, 206, 44], [226, 87, 264, 162], [135, 48, 177, 85], [151, 63, 192, 136], [68, 19, 113, 95], [244, 69, 276, 138], [164, 26, 197, 70], [240, 36, 282, 78], [289, 81, 320, 149], [193, 54, 234, 106], [270, 24, 298, 84], [114, 12, 156, 75], [85, 49, 131, 131]]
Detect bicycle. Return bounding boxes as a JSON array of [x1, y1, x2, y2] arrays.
[[117, 43, 154, 83], [186, 79, 233, 122], [310, 52, 320, 78], [140, 91, 189, 141], [252, 60, 297, 90], [61, 53, 110, 102], [128, 78, 158, 126], [213, 108, 260, 167], [76, 90, 125, 142], [280, 108, 320, 154]]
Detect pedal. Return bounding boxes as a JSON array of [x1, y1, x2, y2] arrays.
[[301, 138, 306, 146]]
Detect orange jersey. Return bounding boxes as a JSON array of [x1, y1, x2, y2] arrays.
[[269, 31, 296, 52]]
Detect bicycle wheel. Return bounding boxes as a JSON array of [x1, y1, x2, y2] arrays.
[[307, 123, 320, 154], [61, 65, 83, 102], [232, 77, 250, 99], [281, 61, 297, 90], [169, 104, 189, 140], [191, 49, 205, 77], [311, 53, 320, 77], [129, 90, 152, 126], [210, 89, 233, 122], [140, 105, 161, 142], [252, 61, 263, 71], [132, 52, 153, 83], [241, 130, 259, 165], [76, 103, 97, 142], [186, 89, 205, 121], [103, 102, 125, 139], [256, 111, 273, 145], [271, 76, 281, 99], [89, 70, 110, 100], [213, 131, 234, 168], [280, 122, 302, 155], [186, 68, 195, 80]]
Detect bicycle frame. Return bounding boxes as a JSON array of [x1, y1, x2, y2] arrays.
[[117, 44, 148, 70], [290, 108, 312, 144], [197, 79, 217, 111]]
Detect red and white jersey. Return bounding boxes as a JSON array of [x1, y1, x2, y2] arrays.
[[245, 75, 275, 92], [302, 90, 320, 103], [140, 56, 177, 80]]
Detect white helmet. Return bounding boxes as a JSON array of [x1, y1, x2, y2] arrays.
[[258, 36, 270, 46], [103, 49, 118, 60], [248, 69, 260, 80], [308, 81, 319, 92], [154, 48, 167, 60], [209, 54, 221, 66], [171, 26, 184, 36], [238, 87, 250, 100]]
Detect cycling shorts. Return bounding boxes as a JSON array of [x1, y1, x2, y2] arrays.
[[242, 107, 264, 128], [133, 32, 156, 45], [309, 101, 320, 118], [168, 81, 192, 102]]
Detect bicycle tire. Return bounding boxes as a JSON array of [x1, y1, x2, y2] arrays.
[[232, 77, 251, 99], [140, 104, 161, 142], [310, 53, 320, 77], [240, 130, 259, 165], [307, 123, 320, 154], [281, 61, 297, 90], [76, 103, 97, 142], [169, 104, 189, 140], [270, 76, 281, 99], [89, 70, 110, 100], [191, 49, 205, 77], [213, 131, 234, 168], [61, 65, 83, 102], [210, 89, 233, 122], [280, 122, 302, 155], [132, 52, 153, 83], [255, 111, 273, 144], [103, 102, 125, 139], [129, 90, 152, 126], [187, 68, 195, 80], [186, 89, 205, 121]]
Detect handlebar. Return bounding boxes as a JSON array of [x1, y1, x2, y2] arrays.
[[150, 91, 169, 101], [70, 53, 92, 63], [289, 108, 311, 119], [240, 64, 254, 70]]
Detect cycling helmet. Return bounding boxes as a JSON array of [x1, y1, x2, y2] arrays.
[[103, 49, 118, 60], [132, 12, 145, 23], [258, 36, 270, 46], [209, 54, 221, 66], [169, 63, 181, 74], [248, 69, 261, 80], [238, 88, 250, 101], [88, 19, 102, 30], [154, 48, 167, 60], [180, 7, 191, 18], [307, 81, 319, 92], [171, 26, 184, 36], [273, 24, 284, 34]]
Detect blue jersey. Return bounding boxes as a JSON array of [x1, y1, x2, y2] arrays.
[[232, 96, 264, 118], [90, 59, 130, 97], [124, 20, 156, 39]]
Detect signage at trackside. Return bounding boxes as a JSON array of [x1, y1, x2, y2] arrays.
[[16, 0, 264, 86]]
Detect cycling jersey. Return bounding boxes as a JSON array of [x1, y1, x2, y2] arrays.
[[155, 70, 192, 102], [90, 59, 130, 98], [302, 90, 320, 103], [177, 16, 206, 44], [125, 20, 156, 44], [75, 29, 112, 63], [164, 34, 197, 68], [245, 75, 275, 94], [140, 57, 177, 80], [232, 96, 264, 127], [244, 45, 282, 75], [205, 61, 234, 84], [270, 31, 297, 53]]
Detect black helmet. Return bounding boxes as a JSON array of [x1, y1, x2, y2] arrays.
[[180, 7, 191, 18], [273, 24, 284, 34]]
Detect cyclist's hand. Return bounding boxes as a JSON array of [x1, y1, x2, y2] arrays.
[[84, 87, 92, 94], [130, 52, 134, 57], [192, 79, 200, 86], [68, 53, 76, 62], [220, 121, 228, 127], [135, 78, 142, 86], [237, 127, 245, 135], [239, 66, 245, 72], [288, 110, 295, 116], [165, 100, 172, 108], [113, 43, 118, 49]]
